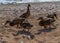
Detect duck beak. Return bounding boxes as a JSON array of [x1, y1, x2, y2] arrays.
[[37, 18, 40, 20]]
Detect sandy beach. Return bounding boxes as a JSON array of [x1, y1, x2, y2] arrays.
[[0, 2, 60, 43]]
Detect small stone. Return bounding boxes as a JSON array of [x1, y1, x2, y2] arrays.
[[20, 40, 24, 43], [27, 35, 31, 40]]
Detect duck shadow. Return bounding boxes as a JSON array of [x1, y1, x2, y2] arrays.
[[12, 30, 35, 39], [36, 27, 56, 35]]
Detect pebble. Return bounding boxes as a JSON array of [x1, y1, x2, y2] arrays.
[[20, 40, 24, 43]]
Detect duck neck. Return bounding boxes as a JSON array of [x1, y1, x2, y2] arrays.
[[26, 6, 30, 13], [4, 20, 11, 26]]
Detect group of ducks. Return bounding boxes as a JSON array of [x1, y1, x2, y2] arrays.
[[4, 4, 58, 32], [4, 4, 33, 32], [38, 12, 57, 29]]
